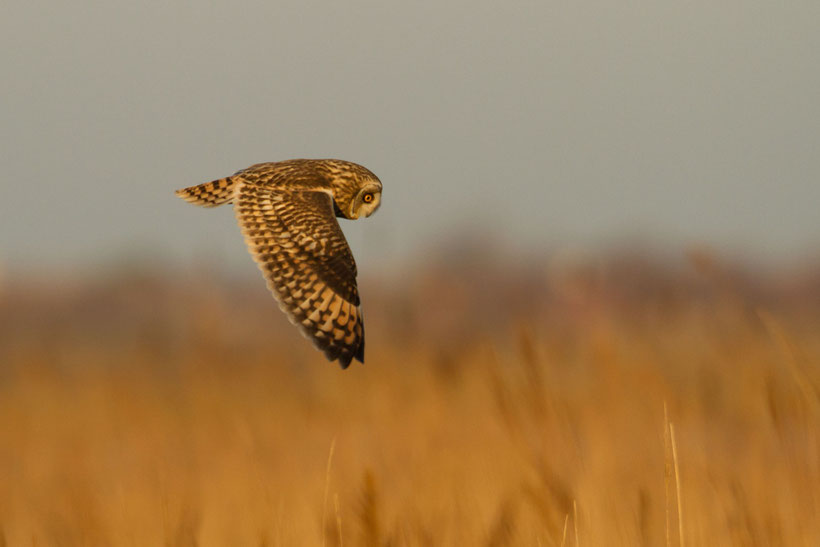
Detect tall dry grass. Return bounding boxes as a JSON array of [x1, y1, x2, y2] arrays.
[[0, 251, 818, 545]]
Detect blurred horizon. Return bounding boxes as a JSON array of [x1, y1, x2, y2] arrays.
[[1, 233, 819, 283]]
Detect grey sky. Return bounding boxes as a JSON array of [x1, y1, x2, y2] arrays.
[[2, 1, 819, 273]]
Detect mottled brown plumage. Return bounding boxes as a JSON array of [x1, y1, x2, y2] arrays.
[[175, 159, 382, 368]]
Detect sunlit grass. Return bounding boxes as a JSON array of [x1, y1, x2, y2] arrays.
[[0, 254, 818, 545]]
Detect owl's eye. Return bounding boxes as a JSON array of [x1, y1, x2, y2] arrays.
[[363, 193, 374, 203]]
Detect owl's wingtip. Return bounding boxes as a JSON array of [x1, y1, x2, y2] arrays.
[[333, 343, 364, 370], [337, 354, 353, 369], [355, 321, 365, 364]]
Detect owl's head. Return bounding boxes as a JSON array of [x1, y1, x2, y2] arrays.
[[326, 161, 382, 220], [348, 182, 382, 219]]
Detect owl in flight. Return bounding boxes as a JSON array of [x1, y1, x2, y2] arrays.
[[175, 159, 382, 368]]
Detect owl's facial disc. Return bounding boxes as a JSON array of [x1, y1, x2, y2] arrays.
[[350, 184, 382, 219]]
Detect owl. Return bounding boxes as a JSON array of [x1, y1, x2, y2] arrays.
[[175, 159, 382, 368]]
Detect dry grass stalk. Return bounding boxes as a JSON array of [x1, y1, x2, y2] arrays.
[[670, 423, 684, 547], [334, 494, 343, 547], [322, 437, 337, 547], [560, 514, 569, 547], [573, 500, 579, 547]]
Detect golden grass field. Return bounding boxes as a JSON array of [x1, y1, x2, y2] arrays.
[[0, 251, 818, 546]]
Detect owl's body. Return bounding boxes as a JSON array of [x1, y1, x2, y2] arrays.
[[175, 159, 382, 368]]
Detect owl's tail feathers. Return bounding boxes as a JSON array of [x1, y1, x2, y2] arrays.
[[175, 176, 238, 208]]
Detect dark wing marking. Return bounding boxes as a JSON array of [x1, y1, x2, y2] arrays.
[[234, 183, 364, 368]]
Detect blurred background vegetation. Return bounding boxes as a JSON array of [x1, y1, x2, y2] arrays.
[[1, 247, 818, 545]]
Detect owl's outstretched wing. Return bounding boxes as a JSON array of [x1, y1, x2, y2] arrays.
[[234, 182, 364, 368]]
